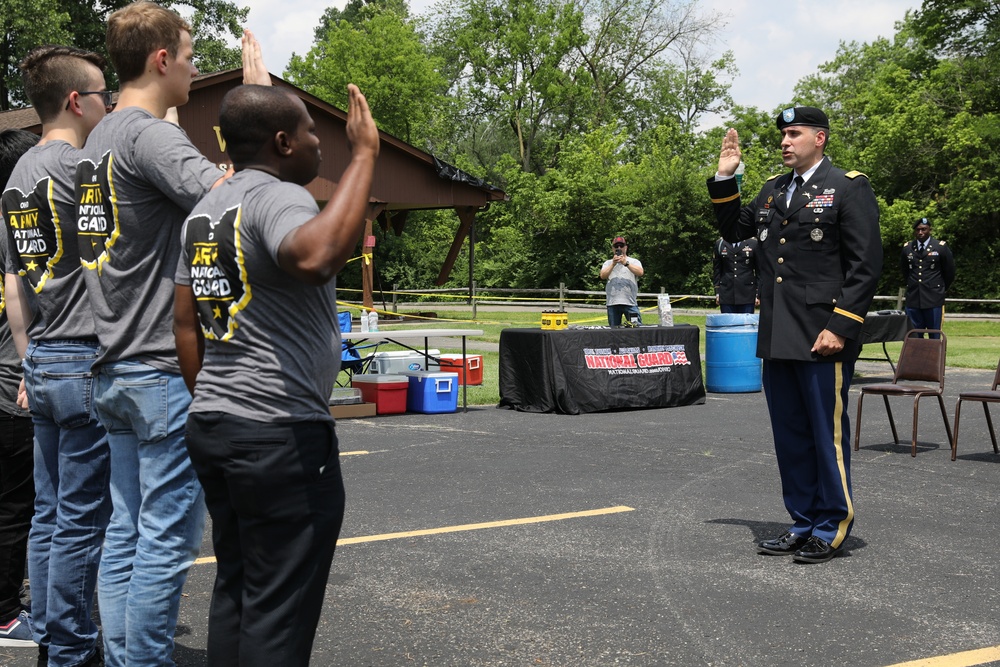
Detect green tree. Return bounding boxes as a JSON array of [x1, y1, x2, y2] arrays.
[[315, 0, 409, 36], [572, 0, 718, 126], [792, 9, 1000, 303], [431, 0, 588, 173], [286, 8, 446, 143], [0, 0, 71, 110], [1, 0, 248, 110]]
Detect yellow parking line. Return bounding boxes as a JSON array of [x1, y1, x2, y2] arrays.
[[885, 646, 1000, 667], [193, 505, 634, 565], [340, 450, 369, 456], [338, 504, 634, 545]]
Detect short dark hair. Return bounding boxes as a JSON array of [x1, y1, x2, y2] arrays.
[[19, 46, 106, 124], [0, 129, 41, 186], [106, 1, 190, 84], [220, 85, 305, 165]]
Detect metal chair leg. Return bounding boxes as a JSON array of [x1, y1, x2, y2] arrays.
[[952, 399, 962, 461], [854, 394, 864, 451], [883, 395, 899, 444], [937, 394, 953, 448], [985, 403, 998, 454], [911, 397, 920, 457]]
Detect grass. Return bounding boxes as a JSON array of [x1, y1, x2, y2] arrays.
[[355, 309, 999, 406]]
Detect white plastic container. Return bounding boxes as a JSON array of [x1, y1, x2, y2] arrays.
[[360, 309, 369, 333], [370, 350, 440, 374], [369, 309, 379, 332]]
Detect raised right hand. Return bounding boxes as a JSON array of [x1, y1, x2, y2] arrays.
[[718, 127, 742, 177], [345, 84, 380, 162]]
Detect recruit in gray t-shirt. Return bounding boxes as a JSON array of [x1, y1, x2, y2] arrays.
[[0, 265, 28, 417], [2, 141, 97, 341], [76, 107, 221, 372], [175, 169, 339, 423]]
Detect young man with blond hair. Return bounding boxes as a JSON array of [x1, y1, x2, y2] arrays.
[[2, 45, 113, 667], [74, 2, 268, 664]]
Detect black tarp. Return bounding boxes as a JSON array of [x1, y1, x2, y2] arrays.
[[498, 325, 706, 414]]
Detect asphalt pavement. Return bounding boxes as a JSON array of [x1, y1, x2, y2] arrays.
[[3, 361, 1000, 667]]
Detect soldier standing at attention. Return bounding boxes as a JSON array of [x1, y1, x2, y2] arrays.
[[901, 218, 955, 338], [712, 237, 759, 313]]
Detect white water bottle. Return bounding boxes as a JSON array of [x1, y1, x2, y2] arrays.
[[369, 309, 378, 332], [360, 309, 369, 333]]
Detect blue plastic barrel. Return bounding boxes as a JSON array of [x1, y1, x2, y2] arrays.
[[705, 313, 762, 393]]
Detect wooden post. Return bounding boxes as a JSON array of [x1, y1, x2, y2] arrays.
[[362, 218, 374, 310]]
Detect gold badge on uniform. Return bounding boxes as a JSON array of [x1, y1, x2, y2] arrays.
[[810, 228, 824, 242]]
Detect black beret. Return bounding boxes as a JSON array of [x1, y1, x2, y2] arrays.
[[913, 218, 931, 229], [776, 106, 830, 130]]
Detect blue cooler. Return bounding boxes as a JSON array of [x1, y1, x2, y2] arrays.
[[402, 371, 459, 413], [705, 313, 762, 393]]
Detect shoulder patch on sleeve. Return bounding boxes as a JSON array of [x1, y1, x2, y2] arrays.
[[845, 170, 868, 179], [766, 174, 780, 182]]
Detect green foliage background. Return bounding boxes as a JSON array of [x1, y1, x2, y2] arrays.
[[3, 0, 998, 309]]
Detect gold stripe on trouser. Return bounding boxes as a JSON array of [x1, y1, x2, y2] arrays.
[[831, 360, 854, 548]]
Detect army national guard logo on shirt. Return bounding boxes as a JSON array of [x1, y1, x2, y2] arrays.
[[76, 151, 120, 271], [2, 177, 64, 291], [184, 204, 251, 341]]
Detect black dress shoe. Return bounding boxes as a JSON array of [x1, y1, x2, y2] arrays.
[[758, 531, 808, 555], [793, 536, 842, 563]]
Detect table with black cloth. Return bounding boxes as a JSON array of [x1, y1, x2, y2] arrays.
[[858, 311, 912, 372], [498, 325, 706, 414]]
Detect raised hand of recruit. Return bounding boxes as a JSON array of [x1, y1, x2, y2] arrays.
[[345, 84, 379, 161], [718, 127, 742, 177], [242, 29, 270, 86]]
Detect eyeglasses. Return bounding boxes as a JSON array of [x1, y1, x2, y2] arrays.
[[65, 91, 114, 112], [613, 244, 625, 248]]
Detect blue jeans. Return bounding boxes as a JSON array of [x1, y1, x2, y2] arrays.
[[607, 304, 641, 327], [23, 340, 111, 666], [92, 362, 205, 667]]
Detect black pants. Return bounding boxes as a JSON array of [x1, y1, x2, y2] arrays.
[[0, 414, 34, 623], [185, 413, 345, 667]]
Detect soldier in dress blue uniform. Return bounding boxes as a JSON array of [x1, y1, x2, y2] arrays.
[[707, 106, 882, 563], [901, 218, 954, 338], [712, 237, 759, 313]]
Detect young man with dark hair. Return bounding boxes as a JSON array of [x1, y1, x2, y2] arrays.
[[0, 128, 40, 654], [2, 45, 112, 667], [174, 83, 379, 666], [74, 3, 269, 665]]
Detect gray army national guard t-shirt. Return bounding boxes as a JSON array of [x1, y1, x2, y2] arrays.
[[2, 141, 97, 341], [76, 107, 222, 373], [175, 169, 340, 423]]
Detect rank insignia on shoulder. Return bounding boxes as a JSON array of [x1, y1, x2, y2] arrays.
[[766, 174, 780, 182], [939, 240, 947, 245], [845, 170, 868, 179]]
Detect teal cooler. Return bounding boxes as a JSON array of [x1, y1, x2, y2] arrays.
[[402, 371, 459, 413], [705, 313, 762, 393]]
